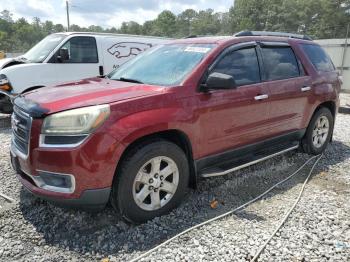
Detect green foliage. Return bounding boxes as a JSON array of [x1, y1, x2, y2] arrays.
[[0, 0, 349, 52]]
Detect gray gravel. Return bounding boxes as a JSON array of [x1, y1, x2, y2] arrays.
[[0, 112, 349, 262]]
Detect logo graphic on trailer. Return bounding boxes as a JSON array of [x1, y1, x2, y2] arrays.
[[107, 42, 153, 59]]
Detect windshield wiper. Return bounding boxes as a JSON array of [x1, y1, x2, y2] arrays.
[[117, 77, 144, 84]]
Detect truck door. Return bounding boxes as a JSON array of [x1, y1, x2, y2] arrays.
[[258, 42, 310, 136], [196, 43, 271, 158], [50, 36, 102, 84]]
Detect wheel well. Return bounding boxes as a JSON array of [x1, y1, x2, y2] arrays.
[[313, 101, 336, 142], [316, 101, 336, 117], [115, 130, 197, 189]]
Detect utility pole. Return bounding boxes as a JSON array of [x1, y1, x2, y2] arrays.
[[66, 0, 70, 32], [341, 23, 349, 76]]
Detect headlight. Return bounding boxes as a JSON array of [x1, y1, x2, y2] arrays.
[[0, 74, 12, 91], [42, 104, 110, 135]]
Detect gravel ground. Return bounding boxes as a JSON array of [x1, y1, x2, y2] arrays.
[[0, 113, 349, 262], [340, 93, 350, 108]]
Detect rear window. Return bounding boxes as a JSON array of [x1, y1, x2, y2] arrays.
[[261, 47, 300, 81], [301, 44, 335, 72]]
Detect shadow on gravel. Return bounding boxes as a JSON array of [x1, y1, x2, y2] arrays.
[[18, 140, 350, 258]]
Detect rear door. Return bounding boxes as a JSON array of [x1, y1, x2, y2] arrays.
[[196, 43, 271, 158], [50, 36, 102, 84], [258, 42, 310, 136]]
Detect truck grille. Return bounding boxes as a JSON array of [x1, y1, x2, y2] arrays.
[[12, 106, 32, 156]]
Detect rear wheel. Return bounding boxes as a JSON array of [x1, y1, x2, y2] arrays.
[[111, 140, 189, 223], [302, 107, 334, 155]]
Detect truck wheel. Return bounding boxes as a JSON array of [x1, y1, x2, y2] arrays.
[[111, 140, 189, 224], [302, 107, 334, 155]]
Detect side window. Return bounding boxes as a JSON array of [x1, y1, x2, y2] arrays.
[[301, 44, 335, 72], [60, 36, 98, 63], [211, 47, 261, 86], [261, 47, 300, 81]]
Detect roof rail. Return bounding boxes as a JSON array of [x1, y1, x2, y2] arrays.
[[234, 31, 313, 41]]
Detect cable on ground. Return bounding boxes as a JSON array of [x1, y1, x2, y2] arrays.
[[129, 155, 320, 262]]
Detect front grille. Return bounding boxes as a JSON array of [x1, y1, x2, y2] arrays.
[[12, 106, 32, 156]]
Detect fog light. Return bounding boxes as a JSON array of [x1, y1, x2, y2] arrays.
[[36, 171, 75, 193]]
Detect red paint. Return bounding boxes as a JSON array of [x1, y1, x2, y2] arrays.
[[17, 36, 340, 201]]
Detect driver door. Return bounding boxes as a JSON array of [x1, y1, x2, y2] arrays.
[[196, 44, 271, 158], [50, 36, 102, 84]]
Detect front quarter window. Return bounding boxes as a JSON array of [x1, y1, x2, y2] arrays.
[[108, 44, 215, 86]]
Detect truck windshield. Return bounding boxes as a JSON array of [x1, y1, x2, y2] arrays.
[[108, 44, 216, 86], [22, 34, 66, 63]]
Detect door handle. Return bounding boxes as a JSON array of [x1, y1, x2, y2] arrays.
[[254, 94, 269, 101], [301, 86, 311, 92]]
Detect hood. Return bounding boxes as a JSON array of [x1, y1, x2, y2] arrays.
[[0, 57, 25, 70], [17, 77, 165, 116]]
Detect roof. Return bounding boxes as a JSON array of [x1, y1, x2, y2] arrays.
[[55, 32, 171, 40]]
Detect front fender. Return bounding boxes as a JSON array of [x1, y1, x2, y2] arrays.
[[107, 106, 195, 164], [0, 63, 55, 93]]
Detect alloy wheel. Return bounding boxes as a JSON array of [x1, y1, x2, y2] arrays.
[[312, 115, 329, 148], [132, 156, 179, 211]]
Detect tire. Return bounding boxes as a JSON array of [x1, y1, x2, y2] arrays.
[[111, 140, 189, 224], [302, 107, 334, 155]]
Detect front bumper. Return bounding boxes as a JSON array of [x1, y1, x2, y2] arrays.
[[9, 113, 121, 209], [11, 148, 111, 210]]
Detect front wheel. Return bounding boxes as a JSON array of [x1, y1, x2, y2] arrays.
[[111, 140, 189, 224], [302, 107, 334, 155]]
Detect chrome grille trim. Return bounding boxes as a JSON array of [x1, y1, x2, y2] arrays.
[[12, 106, 32, 158]]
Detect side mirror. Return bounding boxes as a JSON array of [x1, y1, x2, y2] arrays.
[[202, 72, 236, 91], [57, 48, 69, 62]]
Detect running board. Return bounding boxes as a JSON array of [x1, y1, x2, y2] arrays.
[[200, 145, 299, 178]]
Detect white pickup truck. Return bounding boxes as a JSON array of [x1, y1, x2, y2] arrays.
[[0, 32, 169, 113]]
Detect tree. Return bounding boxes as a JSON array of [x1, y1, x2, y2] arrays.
[[192, 9, 221, 35], [155, 10, 177, 37], [1, 1, 350, 52], [142, 20, 157, 35], [0, 10, 13, 23], [120, 21, 142, 35], [176, 9, 197, 37]]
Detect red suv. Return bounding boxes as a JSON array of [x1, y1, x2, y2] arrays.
[[10, 31, 340, 223]]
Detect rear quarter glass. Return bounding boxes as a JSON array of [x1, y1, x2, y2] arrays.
[[300, 44, 335, 72]]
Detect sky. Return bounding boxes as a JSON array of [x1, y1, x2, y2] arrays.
[[1, 0, 234, 28]]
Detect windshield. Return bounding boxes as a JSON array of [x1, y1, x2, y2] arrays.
[[22, 34, 66, 63], [108, 44, 216, 86]]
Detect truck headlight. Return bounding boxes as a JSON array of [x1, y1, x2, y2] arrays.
[[0, 74, 12, 91], [42, 104, 110, 135]]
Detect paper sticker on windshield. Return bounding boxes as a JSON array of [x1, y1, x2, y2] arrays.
[[184, 46, 211, 53]]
